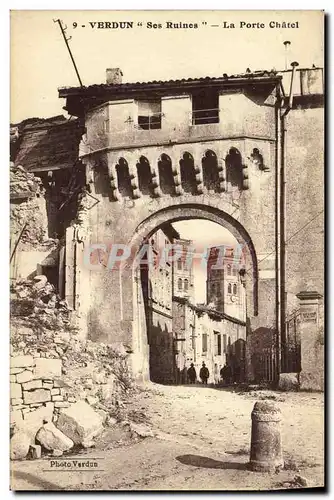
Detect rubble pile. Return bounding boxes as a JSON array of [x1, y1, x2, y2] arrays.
[[10, 164, 44, 198], [10, 163, 57, 247], [10, 276, 136, 460]]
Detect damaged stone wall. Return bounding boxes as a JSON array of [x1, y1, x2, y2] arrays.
[[10, 163, 58, 281], [10, 276, 136, 460]]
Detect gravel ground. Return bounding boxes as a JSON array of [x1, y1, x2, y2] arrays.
[[11, 383, 324, 491]]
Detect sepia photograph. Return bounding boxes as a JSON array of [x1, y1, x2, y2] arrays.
[[9, 10, 324, 491]]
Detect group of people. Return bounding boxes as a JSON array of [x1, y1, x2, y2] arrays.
[[187, 362, 210, 384], [186, 361, 235, 385]]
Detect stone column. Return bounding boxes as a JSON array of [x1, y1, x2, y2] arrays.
[[296, 291, 324, 391]]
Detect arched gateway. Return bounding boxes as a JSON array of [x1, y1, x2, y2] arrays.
[[60, 71, 279, 382]]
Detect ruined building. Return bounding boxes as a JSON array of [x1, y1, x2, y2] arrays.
[[10, 65, 324, 389]]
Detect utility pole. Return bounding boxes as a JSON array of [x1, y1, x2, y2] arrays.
[[54, 19, 83, 87]]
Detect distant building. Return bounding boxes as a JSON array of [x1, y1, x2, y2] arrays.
[[173, 238, 194, 301], [206, 246, 246, 321]]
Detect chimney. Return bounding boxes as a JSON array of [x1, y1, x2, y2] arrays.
[[106, 68, 123, 85]]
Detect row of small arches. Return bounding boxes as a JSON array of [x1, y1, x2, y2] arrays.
[[110, 147, 259, 199]]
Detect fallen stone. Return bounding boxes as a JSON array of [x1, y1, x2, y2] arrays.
[[52, 449, 63, 457], [29, 444, 42, 459], [23, 389, 51, 405], [36, 422, 74, 452], [33, 275, 48, 290], [129, 422, 154, 438], [11, 355, 34, 369], [10, 431, 30, 460], [17, 403, 54, 441], [86, 396, 98, 406], [279, 373, 299, 391], [295, 475, 308, 487], [16, 370, 34, 384], [11, 383, 22, 399], [54, 402, 70, 408], [22, 380, 43, 391], [34, 358, 62, 379], [11, 409, 23, 426], [30, 403, 43, 408], [57, 400, 103, 447], [67, 397, 76, 403]]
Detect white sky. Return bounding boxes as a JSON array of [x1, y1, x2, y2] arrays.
[[10, 10, 324, 122], [173, 220, 238, 303]]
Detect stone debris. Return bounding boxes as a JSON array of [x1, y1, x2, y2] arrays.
[[129, 422, 154, 438], [36, 422, 74, 452], [279, 373, 300, 391], [294, 475, 308, 487], [10, 431, 31, 460], [57, 400, 104, 447], [28, 444, 41, 459], [17, 403, 54, 442], [52, 449, 64, 457]]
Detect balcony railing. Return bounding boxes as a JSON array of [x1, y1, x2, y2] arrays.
[[192, 108, 220, 125]]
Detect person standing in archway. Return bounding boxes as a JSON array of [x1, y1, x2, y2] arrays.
[[200, 362, 209, 384]]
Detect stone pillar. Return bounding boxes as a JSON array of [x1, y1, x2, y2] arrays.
[[249, 401, 283, 472], [296, 291, 324, 391]]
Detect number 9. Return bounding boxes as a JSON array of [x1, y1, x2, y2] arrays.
[[73, 22, 77, 28]]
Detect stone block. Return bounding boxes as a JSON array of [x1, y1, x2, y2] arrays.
[[10, 409, 23, 426], [52, 449, 63, 457], [10, 431, 30, 460], [17, 403, 54, 442], [30, 403, 43, 408], [57, 400, 103, 447], [16, 370, 34, 384], [36, 422, 74, 452], [11, 355, 34, 369], [279, 373, 300, 391], [23, 389, 51, 405], [22, 380, 43, 391], [34, 358, 62, 379], [22, 408, 31, 414], [29, 444, 42, 459], [54, 402, 70, 408], [42, 383, 54, 390], [51, 388, 60, 396], [11, 398, 24, 406], [51, 395, 63, 402], [10, 368, 25, 375], [11, 383, 22, 399], [10, 375, 16, 383]]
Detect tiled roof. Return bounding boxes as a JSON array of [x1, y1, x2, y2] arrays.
[[59, 70, 280, 96], [11, 116, 83, 172]]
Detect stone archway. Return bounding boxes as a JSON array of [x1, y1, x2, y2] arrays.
[[119, 203, 258, 379]]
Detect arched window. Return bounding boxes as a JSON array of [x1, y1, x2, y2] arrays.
[[180, 152, 197, 195], [226, 147, 243, 190], [158, 154, 175, 195], [227, 264, 231, 276], [177, 258, 182, 271], [202, 150, 220, 192], [178, 278, 182, 291], [116, 158, 132, 198], [184, 279, 189, 292], [232, 266, 237, 276], [233, 284, 237, 295], [136, 156, 154, 196], [227, 283, 232, 294]]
